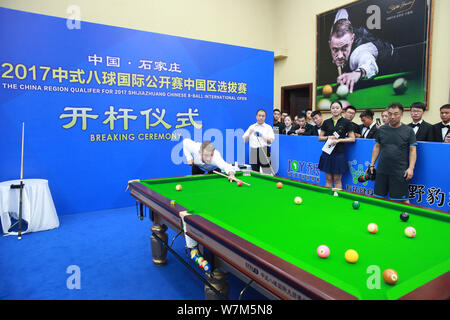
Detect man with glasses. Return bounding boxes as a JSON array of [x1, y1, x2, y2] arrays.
[[369, 103, 417, 203], [408, 102, 434, 142]]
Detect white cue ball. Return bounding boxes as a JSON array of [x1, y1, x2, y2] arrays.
[[317, 98, 331, 111], [336, 84, 349, 98], [294, 196, 303, 205]]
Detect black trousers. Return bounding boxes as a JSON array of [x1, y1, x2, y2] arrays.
[[192, 165, 214, 175], [250, 147, 271, 173]]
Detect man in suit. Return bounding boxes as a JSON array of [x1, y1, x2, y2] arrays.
[[433, 104, 450, 143], [408, 102, 434, 142], [359, 110, 378, 139], [293, 113, 315, 136], [309, 111, 324, 136]]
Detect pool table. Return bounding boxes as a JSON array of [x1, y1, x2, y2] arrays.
[[128, 172, 450, 300], [316, 72, 426, 110]]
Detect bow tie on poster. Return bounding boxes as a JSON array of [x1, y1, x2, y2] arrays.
[[411, 123, 420, 128], [441, 124, 450, 129]]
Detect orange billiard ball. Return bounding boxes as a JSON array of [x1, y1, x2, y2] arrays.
[[383, 269, 398, 285], [367, 223, 378, 234], [323, 84, 333, 97], [276, 182, 283, 189]]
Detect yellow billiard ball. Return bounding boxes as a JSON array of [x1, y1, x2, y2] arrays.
[[345, 249, 359, 263]]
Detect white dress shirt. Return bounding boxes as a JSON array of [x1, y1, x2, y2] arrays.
[[411, 119, 423, 135], [361, 122, 376, 138], [441, 122, 450, 140], [182, 139, 234, 174], [243, 122, 275, 149]]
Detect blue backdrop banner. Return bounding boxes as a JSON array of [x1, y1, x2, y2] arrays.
[[275, 135, 450, 211], [0, 8, 274, 214]]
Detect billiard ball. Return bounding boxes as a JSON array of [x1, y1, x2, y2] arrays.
[[368, 223, 378, 234], [190, 249, 199, 259], [317, 98, 331, 111], [345, 249, 359, 263], [322, 84, 333, 97], [405, 226, 416, 238], [199, 259, 209, 270], [352, 201, 360, 210], [336, 84, 349, 98], [393, 77, 408, 95], [317, 245, 330, 258], [400, 212, 409, 222], [237, 180, 243, 187], [294, 196, 303, 205], [276, 182, 283, 189], [340, 100, 351, 110], [202, 261, 211, 272], [170, 200, 176, 207], [176, 184, 182, 191], [383, 269, 399, 285]]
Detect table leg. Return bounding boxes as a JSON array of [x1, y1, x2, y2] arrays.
[[205, 269, 229, 300], [150, 224, 168, 265]]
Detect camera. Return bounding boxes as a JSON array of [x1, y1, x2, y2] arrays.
[[358, 167, 376, 183]]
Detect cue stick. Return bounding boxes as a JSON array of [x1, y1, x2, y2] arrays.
[[254, 134, 276, 176], [18, 122, 25, 240], [337, 66, 342, 77], [212, 170, 250, 186]]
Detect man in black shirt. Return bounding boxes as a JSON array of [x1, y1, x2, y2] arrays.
[[273, 108, 285, 134], [408, 102, 434, 142], [343, 106, 361, 137], [369, 103, 417, 203]]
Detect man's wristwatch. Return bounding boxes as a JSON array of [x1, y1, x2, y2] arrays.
[[355, 68, 366, 79]]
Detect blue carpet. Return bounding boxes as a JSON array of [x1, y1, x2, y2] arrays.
[[0, 206, 266, 300]]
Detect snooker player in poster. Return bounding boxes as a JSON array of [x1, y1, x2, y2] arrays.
[[316, 0, 432, 110]]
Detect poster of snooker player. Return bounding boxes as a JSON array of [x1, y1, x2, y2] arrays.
[[316, 0, 433, 111]]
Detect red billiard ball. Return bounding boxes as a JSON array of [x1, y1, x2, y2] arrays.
[[276, 182, 283, 189], [237, 180, 243, 187]]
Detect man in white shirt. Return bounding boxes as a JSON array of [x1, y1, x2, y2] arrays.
[[243, 109, 274, 173], [182, 138, 235, 181]]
